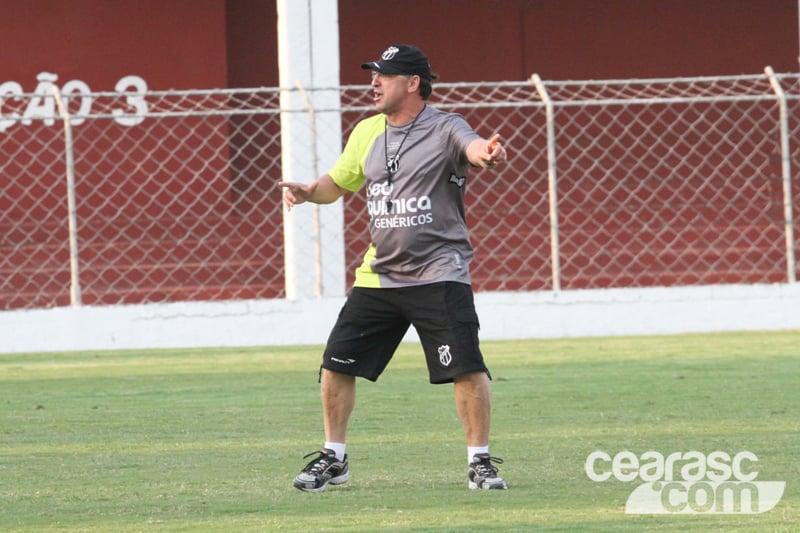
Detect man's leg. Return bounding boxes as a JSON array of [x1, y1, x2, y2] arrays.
[[321, 368, 356, 443], [293, 369, 355, 492], [454, 370, 508, 490], [294, 286, 406, 492], [453, 370, 491, 447]]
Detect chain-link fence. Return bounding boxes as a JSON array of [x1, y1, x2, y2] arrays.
[[1, 70, 798, 310]]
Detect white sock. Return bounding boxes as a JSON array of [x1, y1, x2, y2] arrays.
[[324, 441, 346, 461], [468, 446, 489, 464]]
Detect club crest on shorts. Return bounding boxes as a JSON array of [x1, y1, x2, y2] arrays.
[[438, 344, 453, 366]]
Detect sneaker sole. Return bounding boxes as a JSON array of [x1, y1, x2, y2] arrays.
[[294, 471, 350, 493], [469, 480, 508, 490]]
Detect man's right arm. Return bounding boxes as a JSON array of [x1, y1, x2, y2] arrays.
[[279, 174, 346, 211]]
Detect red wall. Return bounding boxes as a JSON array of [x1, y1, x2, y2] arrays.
[[1, 0, 228, 90], [225, 0, 279, 87], [338, 0, 798, 83], [0, 1, 265, 308], [2, 1, 794, 90], [1, 0, 797, 307], [521, 0, 798, 79]]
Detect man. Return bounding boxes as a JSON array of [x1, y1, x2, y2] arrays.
[[280, 44, 508, 492]]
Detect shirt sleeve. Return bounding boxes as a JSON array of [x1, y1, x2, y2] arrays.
[[444, 113, 481, 167], [329, 114, 385, 192]]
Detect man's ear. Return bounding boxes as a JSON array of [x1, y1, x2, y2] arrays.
[[407, 75, 421, 94]]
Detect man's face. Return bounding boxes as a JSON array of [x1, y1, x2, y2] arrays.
[[370, 71, 416, 115]]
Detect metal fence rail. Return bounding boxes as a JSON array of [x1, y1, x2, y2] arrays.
[[1, 70, 797, 310]]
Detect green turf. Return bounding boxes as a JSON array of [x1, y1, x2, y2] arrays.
[[0, 331, 798, 531]]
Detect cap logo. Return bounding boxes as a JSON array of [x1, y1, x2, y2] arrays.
[[381, 46, 400, 61]]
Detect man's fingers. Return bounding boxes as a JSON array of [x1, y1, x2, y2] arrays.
[[482, 134, 506, 168], [279, 180, 319, 210], [482, 134, 502, 160], [486, 133, 501, 151], [278, 181, 308, 195]]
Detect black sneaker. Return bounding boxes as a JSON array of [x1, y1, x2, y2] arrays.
[[468, 454, 508, 490], [293, 448, 350, 492]]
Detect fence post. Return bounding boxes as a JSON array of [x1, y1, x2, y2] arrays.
[[51, 87, 82, 306], [277, 0, 345, 300], [765, 66, 797, 283], [295, 82, 324, 297], [531, 74, 562, 291]]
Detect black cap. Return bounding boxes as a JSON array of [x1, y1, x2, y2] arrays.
[[361, 44, 436, 81]]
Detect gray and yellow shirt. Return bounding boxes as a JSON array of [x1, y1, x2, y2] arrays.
[[330, 105, 480, 288]]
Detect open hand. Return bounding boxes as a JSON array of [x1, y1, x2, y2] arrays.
[[279, 181, 319, 211]]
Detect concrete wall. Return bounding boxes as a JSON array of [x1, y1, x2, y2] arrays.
[[3, 283, 799, 354]]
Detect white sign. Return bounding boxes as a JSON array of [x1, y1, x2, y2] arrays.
[[0, 72, 148, 132]]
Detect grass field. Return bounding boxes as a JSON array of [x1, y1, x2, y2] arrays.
[[1, 331, 798, 532]]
